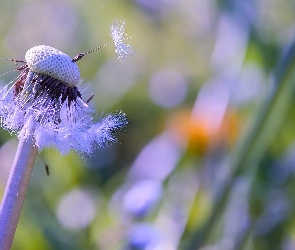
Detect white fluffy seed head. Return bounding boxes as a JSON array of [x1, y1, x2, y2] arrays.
[[25, 45, 80, 86]]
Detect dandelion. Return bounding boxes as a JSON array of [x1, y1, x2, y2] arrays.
[[0, 20, 131, 155], [0, 19, 132, 248]]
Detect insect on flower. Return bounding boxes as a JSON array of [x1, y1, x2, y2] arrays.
[[0, 19, 132, 155]]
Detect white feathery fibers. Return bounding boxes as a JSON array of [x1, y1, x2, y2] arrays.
[[0, 77, 128, 155], [111, 19, 132, 60]]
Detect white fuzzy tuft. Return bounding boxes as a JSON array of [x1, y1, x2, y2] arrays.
[[110, 20, 132, 60], [0, 72, 129, 155]]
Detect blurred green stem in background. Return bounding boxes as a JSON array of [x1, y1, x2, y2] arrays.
[[181, 39, 295, 249], [0, 135, 37, 249]]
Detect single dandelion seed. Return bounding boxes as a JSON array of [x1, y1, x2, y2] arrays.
[[71, 19, 132, 62]]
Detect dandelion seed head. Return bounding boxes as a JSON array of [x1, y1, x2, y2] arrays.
[[0, 20, 131, 156], [25, 45, 80, 86], [111, 19, 132, 60]]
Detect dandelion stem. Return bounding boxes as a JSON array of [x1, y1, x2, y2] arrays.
[[0, 135, 38, 249]]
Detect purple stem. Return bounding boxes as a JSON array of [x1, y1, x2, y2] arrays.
[[0, 135, 38, 249]]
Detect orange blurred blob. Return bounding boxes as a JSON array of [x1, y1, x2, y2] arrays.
[[168, 108, 240, 154]]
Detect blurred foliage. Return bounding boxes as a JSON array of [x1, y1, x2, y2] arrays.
[[0, 0, 295, 249]]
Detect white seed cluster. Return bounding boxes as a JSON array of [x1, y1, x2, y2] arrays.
[[25, 45, 80, 86]]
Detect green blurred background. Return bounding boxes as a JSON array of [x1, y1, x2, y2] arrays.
[[1, 0, 295, 249]]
